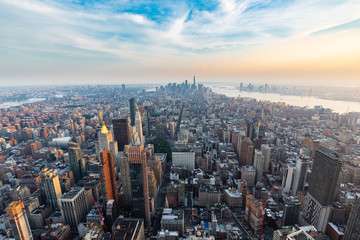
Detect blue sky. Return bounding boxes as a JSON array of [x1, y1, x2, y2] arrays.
[[1, 0, 360, 85]]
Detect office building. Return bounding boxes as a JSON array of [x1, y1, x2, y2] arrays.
[[239, 138, 254, 166], [253, 149, 265, 183], [41, 168, 62, 209], [224, 188, 243, 208], [303, 148, 342, 232], [40, 224, 72, 240], [6, 201, 33, 240], [143, 107, 150, 137], [112, 217, 145, 240], [112, 118, 130, 151], [282, 163, 296, 194], [343, 193, 360, 240], [128, 144, 151, 228], [98, 108, 103, 123], [308, 148, 342, 206], [161, 208, 184, 237], [241, 165, 256, 187], [292, 156, 309, 196], [58, 187, 89, 233], [99, 149, 119, 214], [172, 152, 195, 171], [245, 194, 263, 234], [261, 144, 271, 171], [95, 122, 118, 155], [282, 196, 301, 226], [129, 98, 136, 127], [119, 151, 132, 204], [68, 142, 86, 183]]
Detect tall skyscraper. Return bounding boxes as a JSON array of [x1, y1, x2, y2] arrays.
[[253, 149, 265, 183], [112, 118, 130, 151], [6, 201, 33, 240], [129, 98, 136, 127], [260, 144, 271, 171], [40, 169, 62, 209], [303, 148, 342, 232], [98, 108, 103, 123], [344, 193, 360, 240], [95, 122, 118, 155], [193, 75, 197, 87], [292, 156, 309, 196], [58, 187, 88, 233], [308, 148, 342, 206], [68, 142, 85, 183], [143, 107, 150, 137], [99, 149, 119, 214], [128, 144, 151, 228], [119, 151, 132, 204]]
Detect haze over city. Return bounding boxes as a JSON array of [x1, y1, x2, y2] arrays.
[[1, 0, 360, 86]]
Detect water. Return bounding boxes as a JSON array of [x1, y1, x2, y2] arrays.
[[206, 84, 360, 114], [0, 98, 46, 109]]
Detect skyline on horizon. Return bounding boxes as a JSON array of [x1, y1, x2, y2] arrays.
[[1, 0, 360, 86]]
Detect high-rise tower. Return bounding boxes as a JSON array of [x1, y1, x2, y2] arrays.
[[6, 201, 33, 240], [344, 193, 360, 240], [127, 144, 151, 228], [129, 98, 136, 127], [193, 75, 197, 87], [112, 118, 130, 151], [95, 122, 118, 155], [99, 149, 119, 214], [68, 142, 85, 183], [41, 169, 62, 209], [303, 148, 342, 232], [292, 156, 309, 196], [308, 148, 342, 206]]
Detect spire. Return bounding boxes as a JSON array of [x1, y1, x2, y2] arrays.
[[101, 121, 108, 134]]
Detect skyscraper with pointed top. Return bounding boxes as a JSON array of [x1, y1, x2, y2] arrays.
[[95, 122, 118, 155], [193, 75, 197, 87]]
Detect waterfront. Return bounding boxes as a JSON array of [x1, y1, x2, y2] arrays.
[[207, 83, 360, 114]]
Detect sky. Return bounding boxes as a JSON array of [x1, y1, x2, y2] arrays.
[[1, 0, 360, 86]]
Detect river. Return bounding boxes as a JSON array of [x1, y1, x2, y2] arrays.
[[0, 98, 46, 109], [206, 83, 360, 114]]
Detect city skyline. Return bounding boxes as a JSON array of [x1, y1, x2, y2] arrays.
[[1, 0, 360, 86]]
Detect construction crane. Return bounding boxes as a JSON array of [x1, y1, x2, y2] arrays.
[[259, 182, 277, 240], [92, 194, 104, 227]]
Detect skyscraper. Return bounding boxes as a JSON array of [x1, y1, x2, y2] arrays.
[[260, 144, 271, 171], [344, 193, 360, 240], [98, 108, 103, 123], [112, 118, 130, 151], [99, 149, 119, 214], [308, 148, 342, 206], [143, 107, 150, 137], [253, 149, 265, 183], [6, 201, 33, 240], [303, 148, 342, 232], [68, 142, 85, 183], [193, 75, 197, 87], [292, 156, 309, 196], [95, 122, 118, 155], [128, 144, 151, 228], [40, 169, 62, 209], [58, 187, 88, 233], [129, 98, 136, 127]]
